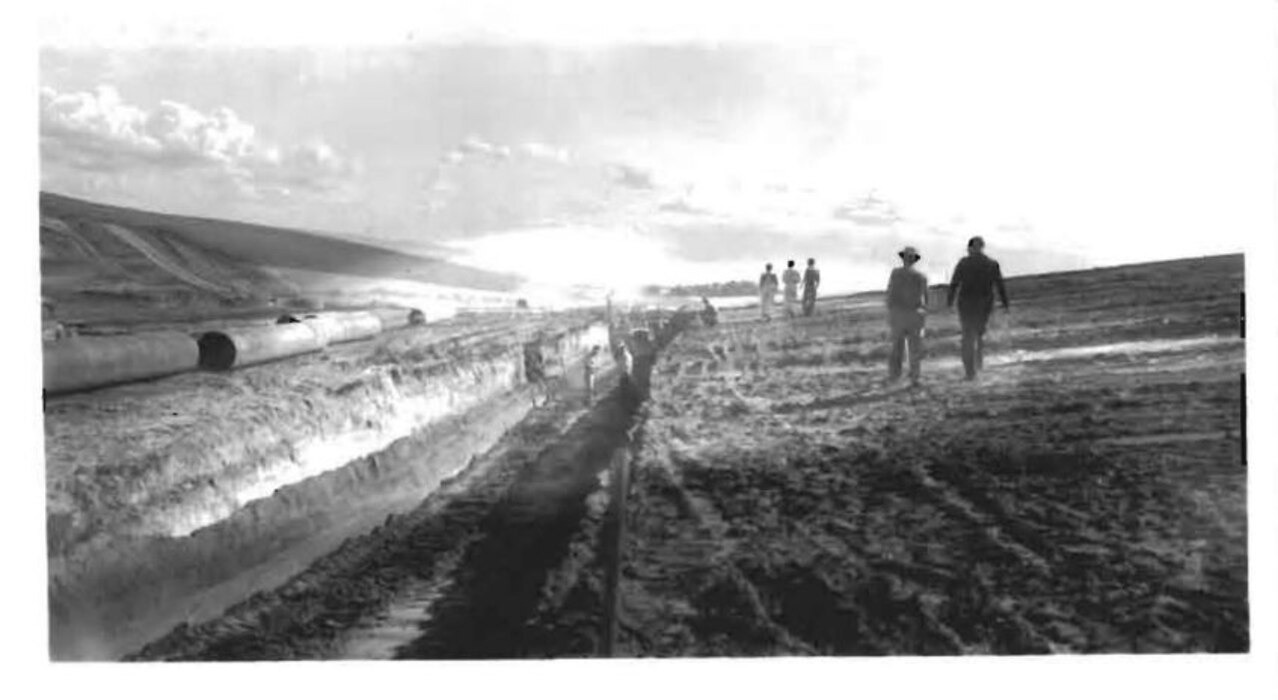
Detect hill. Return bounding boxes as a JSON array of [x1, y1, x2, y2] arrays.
[[39, 192, 522, 325]]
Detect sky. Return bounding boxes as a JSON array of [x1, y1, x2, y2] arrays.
[[35, 0, 1273, 295]]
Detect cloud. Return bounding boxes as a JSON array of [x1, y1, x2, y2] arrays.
[[441, 136, 572, 167], [609, 162, 656, 190], [831, 192, 903, 226], [517, 141, 571, 164], [40, 85, 351, 195], [656, 197, 712, 216]]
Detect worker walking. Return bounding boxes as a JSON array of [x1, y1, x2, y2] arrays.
[[886, 246, 929, 386], [759, 263, 779, 321], [782, 260, 802, 319], [802, 258, 821, 316], [947, 236, 1010, 380]]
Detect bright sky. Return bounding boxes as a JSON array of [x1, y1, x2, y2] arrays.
[[35, 0, 1274, 294]]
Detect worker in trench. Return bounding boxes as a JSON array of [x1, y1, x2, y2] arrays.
[[947, 236, 1010, 381], [583, 345, 601, 405], [616, 338, 635, 395], [885, 245, 929, 386], [758, 263, 779, 321], [523, 333, 554, 407], [782, 260, 802, 319], [629, 329, 656, 400], [699, 296, 719, 327], [802, 258, 821, 316]]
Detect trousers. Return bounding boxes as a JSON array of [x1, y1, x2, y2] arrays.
[[888, 308, 925, 380], [958, 302, 993, 378], [761, 292, 775, 319]]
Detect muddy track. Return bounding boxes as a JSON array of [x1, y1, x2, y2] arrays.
[[129, 379, 649, 660], [393, 387, 640, 658]]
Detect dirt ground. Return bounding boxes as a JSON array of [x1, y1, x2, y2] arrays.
[[614, 254, 1245, 655], [128, 254, 1244, 658]]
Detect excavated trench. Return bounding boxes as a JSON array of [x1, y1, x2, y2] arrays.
[[125, 311, 692, 661], [49, 319, 614, 660], [51, 379, 543, 660]]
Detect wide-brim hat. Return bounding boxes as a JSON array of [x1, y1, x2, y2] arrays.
[[898, 246, 921, 260]]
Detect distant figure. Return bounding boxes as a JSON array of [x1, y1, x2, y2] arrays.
[[802, 258, 821, 316], [700, 296, 719, 327], [524, 335, 552, 406], [583, 345, 601, 405], [616, 341, 635, 392], [782, 260, 802, 319], [886, 246, 929, 386], [947, 236, 1010, 380], [759, 263, 779, 321], [630, 329, 656, 399]]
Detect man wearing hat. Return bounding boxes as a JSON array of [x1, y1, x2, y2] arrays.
[[885, 245, 930, 385], [947, 236, 1010, 380]]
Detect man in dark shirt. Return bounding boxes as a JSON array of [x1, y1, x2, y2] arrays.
[[947, 236, 1010, 380], [700, 296, 719, 327], [886, 246, 929, 385], [524, 334, 552, 406]]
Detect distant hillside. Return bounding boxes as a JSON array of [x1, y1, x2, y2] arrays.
[[646, 280, 759, 298], [40, 192, 522, 325]]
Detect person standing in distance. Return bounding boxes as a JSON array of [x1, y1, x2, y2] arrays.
[[758, 263, 779, 321], [782, 260, 802, 319], [886, 246, 929, 386], [802, 258, 821, 316], [947, 236, 1010, 380]]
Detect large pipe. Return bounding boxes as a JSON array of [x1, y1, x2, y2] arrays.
[[197, 324, 323, 370], [369, 307, 426, 330], [301, 312, 383, 346], [43, 331, 200, 394]]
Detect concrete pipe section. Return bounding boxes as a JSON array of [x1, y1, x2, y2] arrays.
[[43, 331, 200, 394], [198, 323, 324, 371], [302, 312, 384, 347], [369, 307, 426, 330]]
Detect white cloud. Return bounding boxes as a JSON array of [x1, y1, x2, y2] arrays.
[[40, 84, 350, 194], [517, 141, 570, 164], [441, 136, 571, 167]]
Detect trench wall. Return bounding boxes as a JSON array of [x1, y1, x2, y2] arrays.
[[48, 319, 612, 659]]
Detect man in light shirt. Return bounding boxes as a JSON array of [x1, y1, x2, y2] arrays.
[[758, 263, 779, 321], [802, 258, 821, 316], [782, 260, 802, 319], [885, 246, 929, 386]]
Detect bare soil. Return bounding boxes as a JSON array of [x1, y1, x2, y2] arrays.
[[121, 254, 1245, 658]]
